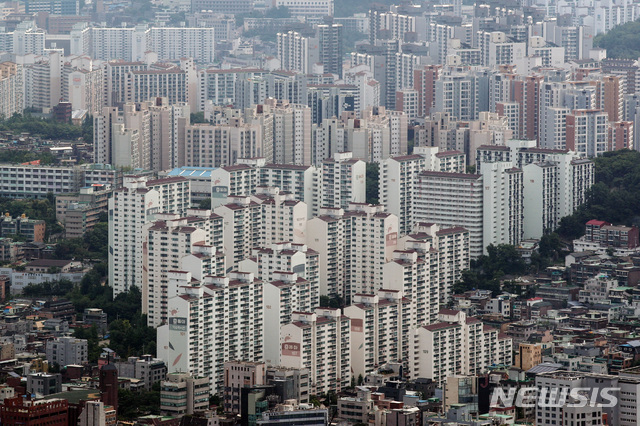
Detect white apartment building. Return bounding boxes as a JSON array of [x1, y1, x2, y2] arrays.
[[413, 171, 484, 258], [213, 195, 262, 270], [79, 25, 215, 63], [477, 141, 594, 240], [344, 290, 414, 378], [239, 242, 319, 305], [127, 65, 191, 106], [539, 107, 570, 150], [410, 309, 512, 387], [67, 68, 103, 113], [46, 336, 88, 367], [362, 107, 409, 158], [277, 31, 318, 75], [273, 0, 333, 18], [146, 176, 191, 217], [566, 109, 610, 157], [0, 165, 118, 199], [158, 271, 263, 393], [320, 152, 366, 211], [210, 162, 263, 209], [307, 204, 398, 300], [480, 161, 524, 250], [108, 176, 190, 297], [264, 271, 315, 366], [379, 154, 426, 236], [147, 99, 191, 171], [419, 147, 466, 174], [280, 308, 350, 395], [251, 186, 308, 246], [142, 218, 207, 327], [386, 223, 470, 319], [10, 21, 45, 56], [109, 176, 160, 297], [522, 162, 559, 239], [184, 119, 267, 168], [0, 62, 23, 119], [87, 26, 146, 61], [22, 51, 64, 111], [94, 105, 144, 169], [478, 31, 526, 68], [214, 188, 306, 269], [268, 99, 313, 166], [259, 164, 319, 218], [147, 27, 215, 64]]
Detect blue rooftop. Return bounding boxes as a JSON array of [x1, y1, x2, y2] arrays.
[[167, 167, 217, 179]]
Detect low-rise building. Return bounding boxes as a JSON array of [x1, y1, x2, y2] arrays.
[[45, 336, 88, 367], [160, 372, 210, 416]]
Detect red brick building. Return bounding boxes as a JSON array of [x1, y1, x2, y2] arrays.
[[0, 397, 68, 425]]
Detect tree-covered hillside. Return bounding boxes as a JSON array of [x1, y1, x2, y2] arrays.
[[558, 149, 640, 238], [594, 20, 640, 59]]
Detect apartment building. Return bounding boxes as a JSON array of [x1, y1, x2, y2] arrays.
[[158, 271, 263, 393], [108, 176, 160, 296], [273, 0, 333, 18], [259, 164, 319, 218], [108, 176, 190, 297], [280, 308, 350, 395], [535, 371, 640, 426], [410, 310, 512, 386], [146, 176, 191, 217], [277, 31, 318, 75], [480, 162, 524, 249], [0, 164, 119, 200], [379, 154, 426, 235], [318, 23, 343, 76], [385, 223, 469, 321], [565, 109, 611, 157], [0, 62, 23, 119], [320, 152, 366, 211], [239, 241, 319, 303], [142, 218, 207, 327], [307, 203, 398, 301], [413, 171, 483, 258], [344, 290, 414, 378], [210, 162, 262, 209], [66, 67, 102, 113], [214, 188, 306, 270], [264, 272, 316, 366], [184, 119, 266, 168], [147, 27, 215, 64], [268, 99, 313, 166]]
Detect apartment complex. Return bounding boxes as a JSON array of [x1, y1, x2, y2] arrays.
[[159, 271, 263, 393], [280, 308, 350, 394], [307, 203, 398, 300], [0, 62, 23, 119]]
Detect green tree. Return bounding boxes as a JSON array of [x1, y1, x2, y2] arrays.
[[557, 150, 640, 239], [190, 112, 208, 124], [453, 244, 527, 296], [198, 198, 212, 209], [366, 162, 379, 204], [594, 21, 640, 59]]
